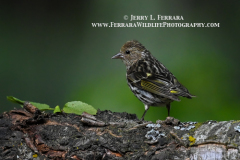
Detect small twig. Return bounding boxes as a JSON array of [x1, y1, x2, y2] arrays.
[[107, 130, 123, 138], [169, 131, 188, 147], [25, 136, 38, 153], [108, 122, 126, 127], [127, 121, 152, 131], [81, 117, 105, 126], [144, 139, 159, 144], [81, 112, 97, 120], [23, 101, 41, 115]]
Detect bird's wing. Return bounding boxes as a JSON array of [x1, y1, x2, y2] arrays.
[[127, 72, 180, 101]]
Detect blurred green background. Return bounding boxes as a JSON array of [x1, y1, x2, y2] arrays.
[[0, 1, 239, 122]]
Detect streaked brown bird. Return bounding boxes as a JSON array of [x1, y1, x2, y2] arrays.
[[112, 40, 195, 121]]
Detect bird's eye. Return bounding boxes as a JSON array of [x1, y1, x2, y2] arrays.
[[125, 50, 130, 54]]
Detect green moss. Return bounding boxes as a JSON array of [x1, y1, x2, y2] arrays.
[[33, 154, 38, 158], [189, 136, 196, 146], [230, 143, 238, 147], [232, 120, 240, 124], [189, 122, 203, 135]]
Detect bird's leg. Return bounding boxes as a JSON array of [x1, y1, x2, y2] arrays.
[[140, 105, 149, 121], [166, 104, 171, 116]]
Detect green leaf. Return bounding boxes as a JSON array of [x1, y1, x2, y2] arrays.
[[7, 96, 52, 111], [54, 105, 61, 113], [30, 102, 51, 111], [63, 101, 97, 115], [7, 96, 24, 105]]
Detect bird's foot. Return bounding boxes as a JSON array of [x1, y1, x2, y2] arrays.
[[135, 118, 144, 124]]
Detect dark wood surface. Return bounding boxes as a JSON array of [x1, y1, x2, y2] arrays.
[[0, 103, 239, 160]]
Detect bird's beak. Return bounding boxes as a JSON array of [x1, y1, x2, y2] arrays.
[[112, 53, 123, 59]]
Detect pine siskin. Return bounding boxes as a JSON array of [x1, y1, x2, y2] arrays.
[[112, 40, 195, 121]]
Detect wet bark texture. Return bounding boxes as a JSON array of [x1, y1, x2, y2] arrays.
[[0, 102, 240, 160]]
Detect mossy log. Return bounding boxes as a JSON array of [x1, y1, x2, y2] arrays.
[[0, 102, 240, 160]]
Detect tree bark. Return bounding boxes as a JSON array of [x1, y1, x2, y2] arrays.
[[0, 102, 239, 160]]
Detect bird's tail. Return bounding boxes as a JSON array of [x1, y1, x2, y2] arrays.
[[186, 93, 196, 99]]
